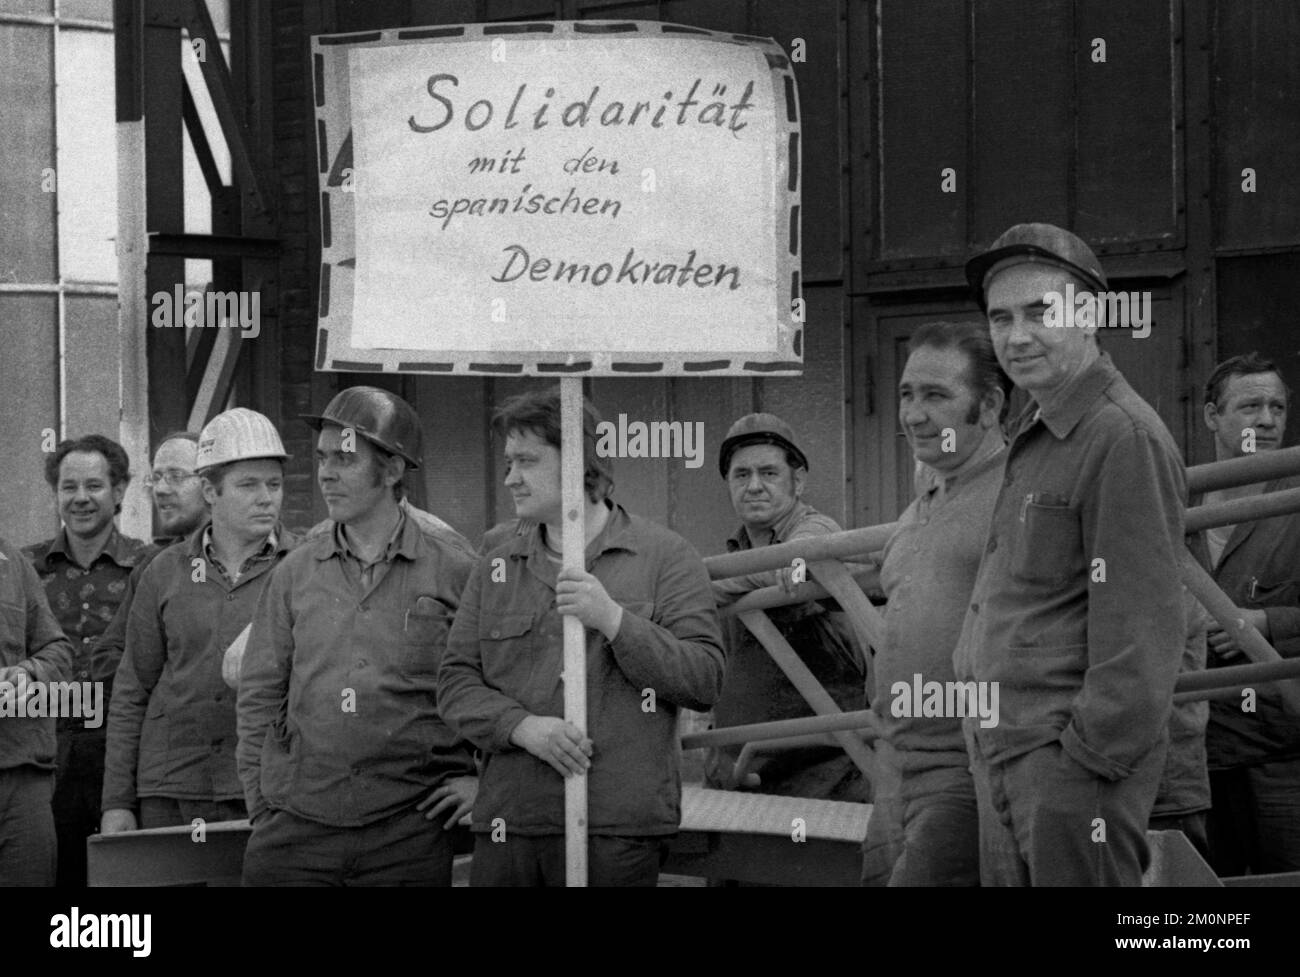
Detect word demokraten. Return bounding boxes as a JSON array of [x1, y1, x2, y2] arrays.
[[492, 245, 740, 290], [889, 673, 999, 729], [595, 414, 705, 469], [409, 76, 757, 135]]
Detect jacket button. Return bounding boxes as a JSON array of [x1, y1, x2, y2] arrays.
[[226, 594, 235, 602], [987, 539, 998, 553], [970, 603, 979, 613], [490, 629, 501, 638]]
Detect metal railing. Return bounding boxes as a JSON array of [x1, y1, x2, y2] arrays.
[[691, 445, 1300, 788]]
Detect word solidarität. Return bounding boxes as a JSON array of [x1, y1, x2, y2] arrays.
[[150, 286, 261, 338], [1042, 284, 1152, 339], [492, 245, 740, 290], [889, 673, 999, 729], [0, 674, 102, 728], [409, 76, 757, 136], [595, 414, 705, 469], [50, 908, 151, 957]]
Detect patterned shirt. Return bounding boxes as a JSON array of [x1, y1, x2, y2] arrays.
[[23, 527, 150, 688]]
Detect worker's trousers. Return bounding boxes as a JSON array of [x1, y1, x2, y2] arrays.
[[966, 723, 1165, 886]]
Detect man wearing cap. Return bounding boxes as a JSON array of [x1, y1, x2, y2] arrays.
[[237, 386, 478, 886], [706, 413, 866, 801], [1194, 353, 1300, 874], [438, 389, 725, 886], [0, 533, 74, 885], [956, 223, 1186, 885], [22, 434, 149, 886], [862, 321, 1009, 886], [100, 409, 297, 833]]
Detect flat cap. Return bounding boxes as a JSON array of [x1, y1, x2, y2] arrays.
[[965, 222, 1107, 309]]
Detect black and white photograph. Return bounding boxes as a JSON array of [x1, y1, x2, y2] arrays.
[[1, 0, 1297, 958]]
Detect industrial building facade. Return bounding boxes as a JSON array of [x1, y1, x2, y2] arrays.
[[2, 0, 1297, 557]]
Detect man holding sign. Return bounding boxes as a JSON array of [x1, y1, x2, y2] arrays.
[[438, 389, 725, 886]]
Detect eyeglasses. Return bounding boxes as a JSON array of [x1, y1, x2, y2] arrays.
[[144, 469, 200, 488]]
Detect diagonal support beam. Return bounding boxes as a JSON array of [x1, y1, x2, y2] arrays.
[[179, 0, 268, 219], [737, 610, 877, 785], [1179, 547, 1300, 715]]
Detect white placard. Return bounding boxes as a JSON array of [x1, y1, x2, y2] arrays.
[[313, 21, 802, 376]]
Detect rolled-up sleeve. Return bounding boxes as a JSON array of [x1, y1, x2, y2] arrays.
[[609, 535, 725, 712], [1062, 427, 1186, 780]]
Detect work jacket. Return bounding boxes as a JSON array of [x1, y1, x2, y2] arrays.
[[955, 353, 1187, 781], [101, 524, 298, 811], [438, 502, 725, 836], [1192, 474, 1300, 768], [237, 510, 477, 827], [0, 536, 74, 771]]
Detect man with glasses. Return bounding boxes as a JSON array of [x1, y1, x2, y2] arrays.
[[90, 433, 210, 705], [23, 434, 149, 886]]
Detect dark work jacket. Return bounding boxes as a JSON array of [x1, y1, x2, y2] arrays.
[[0, 537, 74, 771], [238, 511, 477, 827], [1192, 474, 1300, 769], [439, 503, 725, 836], [101, 524, 298, 812]]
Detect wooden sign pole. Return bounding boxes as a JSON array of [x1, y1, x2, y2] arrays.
[[560, 377, 589, 887]]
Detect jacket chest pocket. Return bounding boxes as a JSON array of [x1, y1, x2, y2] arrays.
[[479, 612, 548, 699], [1012, 496, 1081, 585], [401, 597, 453, 674]]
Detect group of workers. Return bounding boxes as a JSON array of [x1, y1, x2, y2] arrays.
[[1, 221, 1298, 886]]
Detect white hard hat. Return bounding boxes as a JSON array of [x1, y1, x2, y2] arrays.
[[196, 408, 289, 471]]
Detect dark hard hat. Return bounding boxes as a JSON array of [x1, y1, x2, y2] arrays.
[[719, 412, 809, 477], [965, 222, 1107, 309], [301, 386, 423, 469]]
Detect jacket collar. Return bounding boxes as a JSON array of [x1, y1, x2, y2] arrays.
[[727, 499, 812, 553], [1024, 351, 1120, 442], [508, 500, 639, 563], [188, 520, 294, 559], [314, 505, 417, 562]]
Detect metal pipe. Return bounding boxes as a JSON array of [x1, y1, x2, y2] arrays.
[[1173, 656, 1300, 693], [681, 709, 881, 750], [1186, 487, 1300, 533], [718, 565, 880, 617], [1186, 446, 1300, 494], [703, 524, 897, 580]]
